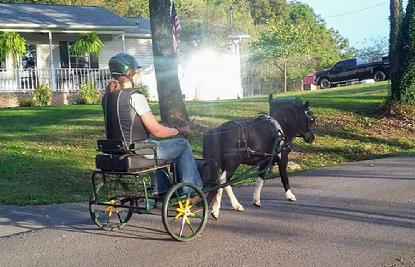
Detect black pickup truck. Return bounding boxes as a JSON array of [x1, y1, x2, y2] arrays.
[[313, 57, 390, 89]]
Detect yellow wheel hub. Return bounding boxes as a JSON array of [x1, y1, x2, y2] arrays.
[[175, 198, 195, 225], [103, 199, 119, 217]]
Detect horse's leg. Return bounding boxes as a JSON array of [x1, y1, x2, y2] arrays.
[[224, 185, 244, 212], [253, 177, 265, 207], [252, 163, 268, 207], [211, 171, 226, 220], [278, 153, 296, 202], [221, 163, 244, 212]]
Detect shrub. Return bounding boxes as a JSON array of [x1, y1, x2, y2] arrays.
[[77, 81, 100, 104], [34, 83, 51, 106], [18, 97, 36, 107], [394, 0, 415, 103], [136, 83, 150, 99]]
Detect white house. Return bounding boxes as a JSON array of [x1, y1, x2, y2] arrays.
[[0, 3, 248, 107]]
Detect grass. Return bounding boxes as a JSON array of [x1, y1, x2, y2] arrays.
[[0, 81, 414, 205]]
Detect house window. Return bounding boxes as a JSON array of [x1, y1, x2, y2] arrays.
[[69, 42, 90, 68], [22, 44, 37, 69], [0, 61, 5, 68]]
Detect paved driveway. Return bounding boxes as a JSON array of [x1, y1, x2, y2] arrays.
[[1, 154, 414, 266]]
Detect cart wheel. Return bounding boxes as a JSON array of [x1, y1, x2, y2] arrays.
[[162, 183, 208, 241], [89, 181, 134, 231]]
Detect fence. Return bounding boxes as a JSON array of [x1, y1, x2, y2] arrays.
[[0, 68, 112, 92]]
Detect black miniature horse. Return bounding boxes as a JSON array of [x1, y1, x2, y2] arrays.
[[203, 101, 315, 219]]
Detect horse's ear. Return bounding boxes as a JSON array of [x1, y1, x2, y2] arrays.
[[303, 101, 310, 110]]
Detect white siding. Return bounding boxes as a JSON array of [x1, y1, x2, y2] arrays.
[[98, 39, 123, 69], [98, 38, 153, 68], [125, 38, 154, 66]]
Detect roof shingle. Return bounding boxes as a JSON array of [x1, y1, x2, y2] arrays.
[[0, 3, 133, 30]]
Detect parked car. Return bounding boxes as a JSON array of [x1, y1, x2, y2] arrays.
[[313, 57, 390, 89]]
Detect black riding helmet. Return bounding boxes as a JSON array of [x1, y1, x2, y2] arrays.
[[108, 53, 141, 78]]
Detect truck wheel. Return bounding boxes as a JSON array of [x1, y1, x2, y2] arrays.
[[319, 78, 330, 89], [374, 71, 386, 82]]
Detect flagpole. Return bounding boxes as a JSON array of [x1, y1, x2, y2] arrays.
[[171, 0, 180, 57]]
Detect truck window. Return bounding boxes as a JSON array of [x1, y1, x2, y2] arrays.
[[343, 59, 356, 69], [356, 58, 366, 65], [334, 61, 345, 69]]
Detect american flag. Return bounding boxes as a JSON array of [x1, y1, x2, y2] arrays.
[[171, 1, 180, 52]]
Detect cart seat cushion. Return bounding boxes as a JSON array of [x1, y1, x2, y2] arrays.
[[97, 139, 157, 157], [130, 142, 157, 155], [96, 154, 156, 172], [97, 139, 127, 155]]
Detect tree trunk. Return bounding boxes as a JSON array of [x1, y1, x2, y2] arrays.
[[149, 0, 189, 124], [389, 0, 402, 100]]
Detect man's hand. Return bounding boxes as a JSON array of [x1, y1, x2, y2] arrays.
[[175, 126, 193, 139]]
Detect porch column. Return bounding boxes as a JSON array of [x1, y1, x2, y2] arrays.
[[234, 39, 243, 99], [48, 31, 57, 91], [121, 34, 126, 52]]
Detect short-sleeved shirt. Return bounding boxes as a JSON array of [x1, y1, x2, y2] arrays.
[[130, 93, 151, 116]]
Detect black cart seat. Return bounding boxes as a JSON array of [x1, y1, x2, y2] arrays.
[[95, 139, 160, 172]]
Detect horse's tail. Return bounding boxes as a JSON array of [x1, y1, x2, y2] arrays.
[[202, 127, 222, 170]]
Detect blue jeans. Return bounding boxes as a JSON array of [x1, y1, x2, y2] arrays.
[[149, 138, 203, 194]]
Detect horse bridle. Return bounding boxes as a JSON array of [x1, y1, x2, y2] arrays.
[[305, 110, 316, 131]]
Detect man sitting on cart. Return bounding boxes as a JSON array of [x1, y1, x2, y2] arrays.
[[102, 53, 203, 195]]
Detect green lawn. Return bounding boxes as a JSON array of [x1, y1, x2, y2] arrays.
[[1, 82, 414, 205]]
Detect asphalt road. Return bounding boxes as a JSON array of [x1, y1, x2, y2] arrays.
[[1, 154, 414, 267]]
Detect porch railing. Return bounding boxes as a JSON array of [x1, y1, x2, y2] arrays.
[[0, 68, 112, 92]]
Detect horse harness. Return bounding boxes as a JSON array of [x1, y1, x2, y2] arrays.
[[225, 114, 293, 160]]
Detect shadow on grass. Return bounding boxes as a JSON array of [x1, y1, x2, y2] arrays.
[[0, 150, 92, 205], [0, 105, 103, 133], [0, 105, 104, 145], [312, 128, 414, 150]]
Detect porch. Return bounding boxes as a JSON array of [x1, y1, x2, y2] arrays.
[[0, 68, 111, 92]]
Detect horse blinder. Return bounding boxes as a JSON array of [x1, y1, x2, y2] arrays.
[[303, 110, 315, 143]]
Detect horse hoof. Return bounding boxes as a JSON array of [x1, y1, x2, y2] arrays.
[[285, 190, 297, 202], [253, 202, 261, 208], [236, 205, 245, 212], [211, 211, 219, 220]]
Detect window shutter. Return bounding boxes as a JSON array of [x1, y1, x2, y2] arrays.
[[90, 55, 99, 68], [59, 41, 69, 68]]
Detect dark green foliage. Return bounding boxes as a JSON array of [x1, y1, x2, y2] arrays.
[[70, 32, 104, 56], [248, 0, 288, 25], [0, 32, 26, 64], [397, 0, 415, 103], [34, 83, 51, 106], [18, 97, 36, 107], [76, 82, 100, 104], [137, 83, 150, 99]]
